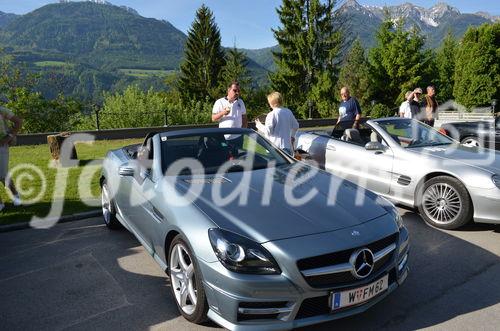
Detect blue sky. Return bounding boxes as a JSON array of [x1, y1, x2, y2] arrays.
[[0, 0, 498, 49]]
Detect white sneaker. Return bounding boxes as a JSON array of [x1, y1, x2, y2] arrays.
[[0, 203, 5, 212], [12, 195, 21, 206]]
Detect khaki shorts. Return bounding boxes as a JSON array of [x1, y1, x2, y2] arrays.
[[0, 145, 8, 182]]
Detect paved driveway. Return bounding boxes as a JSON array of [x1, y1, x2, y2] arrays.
[[0, 209, 499, 331]]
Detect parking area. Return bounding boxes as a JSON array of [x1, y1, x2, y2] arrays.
[[0, 209, 499, 331]]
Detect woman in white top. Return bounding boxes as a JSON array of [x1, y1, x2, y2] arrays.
[[255, 92, 299, 155], [399, 91, 413, 118]]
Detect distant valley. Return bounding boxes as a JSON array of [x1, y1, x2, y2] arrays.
[[0, 0, 497, 99]]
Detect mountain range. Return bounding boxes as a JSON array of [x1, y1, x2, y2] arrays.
[[0, 0, 497, 98], [341, 0, 498, 48]]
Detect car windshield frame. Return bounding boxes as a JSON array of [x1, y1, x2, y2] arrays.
[[373, 118, 455, 148], [160, 131, 293, 175]]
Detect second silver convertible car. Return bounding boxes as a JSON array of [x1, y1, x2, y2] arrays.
[[296, 118, 500, 230], [101, 128, 409, 330]]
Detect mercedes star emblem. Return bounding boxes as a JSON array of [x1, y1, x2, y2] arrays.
[[350, 248, 375, 279]]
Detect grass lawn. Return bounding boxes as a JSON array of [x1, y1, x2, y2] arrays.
[[34, 61, 74, 68], [0, 139, 142, 225]]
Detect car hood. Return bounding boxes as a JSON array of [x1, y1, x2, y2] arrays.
[[409, 144, 500, 174], [174, 164, 388, 243]]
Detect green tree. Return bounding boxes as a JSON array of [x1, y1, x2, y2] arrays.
[[435, 31, 458, 103], [218, 47, 251, 95], [337, 38, 372, 109], [0, 50, 83, 133], [178, 5, 226, 102], [271, 0, 343, 118], [454, 23, 500, 109], [368, 17, 433, 108], [100, 85, 166, 129]]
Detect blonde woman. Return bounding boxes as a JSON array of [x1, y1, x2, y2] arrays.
[[255, 92, 299, 155]]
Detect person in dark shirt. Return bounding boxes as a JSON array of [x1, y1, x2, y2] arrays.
[[336, 87, 362, 129], [406, 87, 424, 121]]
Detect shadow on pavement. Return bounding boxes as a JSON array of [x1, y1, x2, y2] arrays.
[[0, 219, 188, 330], [1, 211, 498, 331], [300, 210, 500, 330]]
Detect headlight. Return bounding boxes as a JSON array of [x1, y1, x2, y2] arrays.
[[208, 228, 281, 275], [492, 175, 500, 189], [376, 196, 404, 229], [389, 207, 404, 229]]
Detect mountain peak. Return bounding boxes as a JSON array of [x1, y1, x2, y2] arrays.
[[341, 0, 364, 11], [429, 2, 461, 18]]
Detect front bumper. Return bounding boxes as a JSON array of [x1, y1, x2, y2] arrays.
[[198, 229, 410, 330], [469, 186, 500, 224]]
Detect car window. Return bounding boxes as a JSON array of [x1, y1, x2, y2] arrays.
[[161, 132, 291, 175], [375, 119, 453, 148]]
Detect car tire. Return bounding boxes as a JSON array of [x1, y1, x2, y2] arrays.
[[418, 176, 473, 230], [461, 136, 482, 148], [168, 235, 208, 324], [101, 181, 122, 229]]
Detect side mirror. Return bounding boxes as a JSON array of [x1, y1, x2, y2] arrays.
[[365, 141, 385, 151], [118, 163, 136, 177]]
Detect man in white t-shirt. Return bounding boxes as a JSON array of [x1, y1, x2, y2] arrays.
[[212, 81, 248, 154], [255, 91, 299, 155]]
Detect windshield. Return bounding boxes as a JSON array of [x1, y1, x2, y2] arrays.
[[161, 131, 291, 175], [374, 118, 454, 148]]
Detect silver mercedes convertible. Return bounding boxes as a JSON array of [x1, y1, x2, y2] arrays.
[[296, 118, 500, 230], [100, 128, 409, 330]]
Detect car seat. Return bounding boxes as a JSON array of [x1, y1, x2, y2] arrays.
[[341, 129, 363, 145], [370, 131, 381, 143], [197, 136, 231, 169]]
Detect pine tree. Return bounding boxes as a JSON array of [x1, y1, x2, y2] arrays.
[[368, 17, 433, 108], [337, 38, 372, 109], [271, 0, 343, 118], [178, 5, 226, 102], [435, 31, 457, 103], [218, 47, 251, 95], [454, 23, 500, 109]]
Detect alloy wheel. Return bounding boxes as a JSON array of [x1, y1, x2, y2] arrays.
[[170, 243, 198, 315], [101, 185, 112, 225], [462, 137, 480, 147], [422, 183, 462, 225]]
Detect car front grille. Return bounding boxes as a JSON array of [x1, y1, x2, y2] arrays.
[[297, 233, 398, 289]]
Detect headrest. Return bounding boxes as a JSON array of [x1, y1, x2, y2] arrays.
[[344, 128, 361, 140]]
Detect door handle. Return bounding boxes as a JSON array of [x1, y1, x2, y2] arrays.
[[326, 146, 336, 151]]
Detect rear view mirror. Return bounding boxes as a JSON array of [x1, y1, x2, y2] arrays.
[[365, 141, 385, 151]]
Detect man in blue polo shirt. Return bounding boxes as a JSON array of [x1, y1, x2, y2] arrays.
[[336, 86, 362, 129]]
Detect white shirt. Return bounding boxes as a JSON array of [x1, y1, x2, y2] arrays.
[[256, 107, 299, 151], [212, 97, 246, 140], [399, 101, 412, 119]]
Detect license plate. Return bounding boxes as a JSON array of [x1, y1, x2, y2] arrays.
[[331, 274, 389, 310]]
